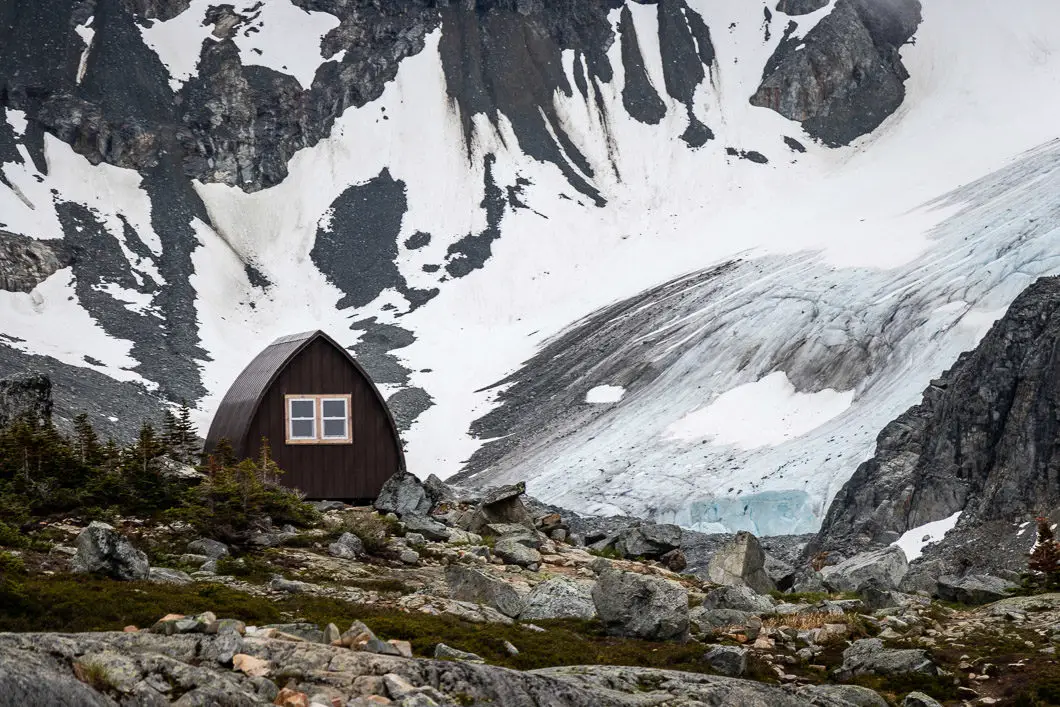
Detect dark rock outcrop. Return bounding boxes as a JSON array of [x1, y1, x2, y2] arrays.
[[0, 231, 67, 293], [812, 277, 1060, 575], [0, 372, 53, 427], [751, 0, 922, 146]]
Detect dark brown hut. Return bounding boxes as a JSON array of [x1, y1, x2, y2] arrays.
[[204, 330, 404, 501]]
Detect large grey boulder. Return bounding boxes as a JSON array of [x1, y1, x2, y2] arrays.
[[424, 474, 457, 505], [821, 546, 908, 593], [591, 569, 689, 641], [493, 538, 542, 567], [702, 645, 747, 677], [840, 638, 937, 677], [702, 585, 775, 614], [706, 531, 776, 595], [614, 524, 682, 559], [468, 482, 535, 532], [70, 522, 150, 580], [402, 514, 450, 542], [520, 578, 597, 620], [328, 532, 365, 559], [936, 574, 1016, 605], [374, 472, 432, 517], [446, 566, 526, 618]]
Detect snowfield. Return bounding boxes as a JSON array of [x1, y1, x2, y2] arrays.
[[3, 0, 1060, 535]]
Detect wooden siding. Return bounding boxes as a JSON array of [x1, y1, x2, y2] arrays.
[[236, 337, 401, 500]]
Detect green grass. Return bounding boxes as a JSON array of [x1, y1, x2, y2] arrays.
[[0, 574, 720, 673]]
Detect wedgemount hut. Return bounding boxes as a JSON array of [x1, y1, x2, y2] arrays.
[[205, 331, 404, 502]]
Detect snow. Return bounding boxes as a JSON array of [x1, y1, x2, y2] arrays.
[[5, 109, 27, 136], [140, 0, 339, 90], [893, 511, 962, 562], [666, 372, 854, 449], [586, 386, 626, 404], [0, 269, 148, 385], [74, 17, 94, 85]]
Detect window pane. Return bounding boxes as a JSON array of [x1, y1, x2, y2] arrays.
[[291, 419, 315, 439], [323, 418, 347, 438], [321, 399, 346, 418], [290, 400, 315, 418]]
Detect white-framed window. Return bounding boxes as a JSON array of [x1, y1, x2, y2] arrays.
[[321, 397, 348, 440], [284, 394, 352, 444]]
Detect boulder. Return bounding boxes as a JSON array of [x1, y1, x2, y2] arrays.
[[702, 585, 775, 614], [468, 482, 535, 531], [148, 567, 194, 585], [661, 549, 687, 572], [492, 538, 542, 567], [706, 531, 775, 594], [614, 524, 682, 559], [188, 538, 230, 559], [840, 638, 937, 677], [70, 522, 150, 580], [902, 693, 943, 707], [482, 523, 540, 545], [402, 514, 450, 542], [688, 608, 762, 640], [424, 474, 456, 504], [821, 546, 908, 593], [0, 647, 114, 707], [765, 554, 797, 591], [374, 472, 432, 517], [445, 566, 526, 618], [936, 574, 1016, 605], [446, 528, 483, 545], [328, 532, 365, 559], [520, 577, 597, 620], [591, 569, 689, 641], [702, 645, 747, 677]]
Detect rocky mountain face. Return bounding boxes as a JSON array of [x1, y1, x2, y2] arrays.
[[811, 276, 1060, 574], [0, 0, 922, 438]]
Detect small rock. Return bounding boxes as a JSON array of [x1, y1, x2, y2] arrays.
[[399, 548, 420, 564], [434, 643, 485, 663], [323, 623, 341, 645], [405, 532, 427, 547], [503, 640, 519, 656], [660, 548, 687, 572], [274, 687, 310, 707], [328, 532, 365, 559], [388, 639, 413, 658], [187, 538, 230, 558], [269, 575, 317, 593], [232, 653, 270, 677], [148, 567, 194, 585]]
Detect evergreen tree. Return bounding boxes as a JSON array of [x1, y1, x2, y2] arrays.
[[72, 414, 102, 466], [160, 409, 179, 457], [172, 400, 200, 464], [1029, 516, 1060, 587]]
